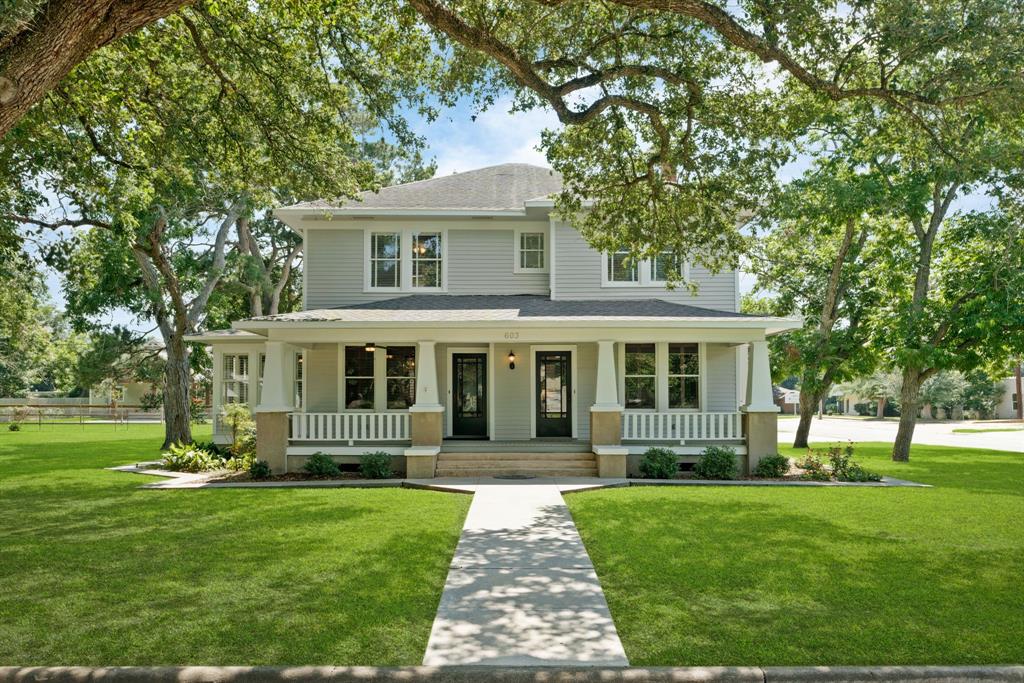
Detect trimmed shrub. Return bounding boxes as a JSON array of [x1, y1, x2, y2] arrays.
[[360, 451, 394, 479], [303, 452, 340, 477], [249, 459, 272, 480], [639, 447, 678, 479], [8, 423, 21, 431], [694, 446, 738, 480], [753, 454, 790, 478], [160, 442, 221, 473]]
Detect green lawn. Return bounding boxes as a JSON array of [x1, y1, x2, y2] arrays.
[[0, 424, 469, 666], [567, 442, 1024, 666], [952, 427, 1023, 434]]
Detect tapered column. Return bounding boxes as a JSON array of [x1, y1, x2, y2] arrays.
[[410, 341, 443, 454], [741, 339, 779, 476], [593, 340, 620, 411], [256, 340, 294, 475], [591, 341, 624, 474]]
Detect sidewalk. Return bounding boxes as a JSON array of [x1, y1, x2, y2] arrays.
[[422, 484, 628, 666]]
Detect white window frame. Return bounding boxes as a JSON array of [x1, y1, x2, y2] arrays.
[[601, 250, 690, 287], [621, 342, 657, 411], [222, 353, 251, 406], [364, 228, 447, 292], [666, 342, 701, 410], [294, 351, 305, 409], [513, 228, 549, 273], [617, 342, 706, 413], [338, 344, 417, 412]]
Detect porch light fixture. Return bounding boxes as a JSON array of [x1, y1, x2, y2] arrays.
[[508, 351, 516, 370], [365, 342, 376, 353]]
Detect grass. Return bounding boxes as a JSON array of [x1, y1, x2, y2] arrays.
[[0, 424, 469, 666], [952, 427, 1023, 434], [567, 442, 1024, 666]]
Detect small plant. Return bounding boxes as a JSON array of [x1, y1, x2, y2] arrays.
[[160, 441, 221, 473], [839, 463, 883, 482], [694, 445, 738, 480], [249, 459, 272, 480], [798, 452, 831, 481], [826, 443, 855, 479], [303, 451, 340, 477], [639, 447, 678, 479], [223, 452, 255, 472], [753, 454, 790, 478], [220, 403, 255, 459], [8, 422, 21, 431], [189, 396, 209, 424], [360, 451, 394, 479], [139, 391, 163, 412]]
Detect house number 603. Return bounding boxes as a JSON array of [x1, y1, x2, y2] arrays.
[[503, 331, 520, 340]]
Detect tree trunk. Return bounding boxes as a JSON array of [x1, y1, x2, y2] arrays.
[[0, 0, 189, 138], [792, 390, 819, 449], [161, 333, 192, 449], [892, 368, 923, 461], [876, 397, 886, 418]]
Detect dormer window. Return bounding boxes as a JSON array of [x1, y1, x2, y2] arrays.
[[514, 229, 548, 273], [602, 250, 690, 287], [366, 229, 446, 292]]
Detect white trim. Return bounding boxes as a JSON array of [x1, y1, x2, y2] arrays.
[[338, 343, 417, 413], [363, 228, 448, 293], [512, 227, 549, 274], [445, 346, 490, 438], [301, 227, 308, 310], [549, 218, 558, 298], [487, 342, 496, 441], [529, 344, 579, 439], [601, 250, 691, 288]]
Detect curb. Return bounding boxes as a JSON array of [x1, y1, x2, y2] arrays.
[[2, 666, 1022, 682]]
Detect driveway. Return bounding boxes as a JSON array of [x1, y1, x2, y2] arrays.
[[777, 416, 1023, 452]]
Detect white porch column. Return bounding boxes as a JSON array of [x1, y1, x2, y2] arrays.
[[743, 340, 778, 413], [256, 341, 295, 413], [411, 340, 442, 411], [592, 340, 621, 411]]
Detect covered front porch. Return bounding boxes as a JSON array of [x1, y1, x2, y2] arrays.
[[199, 320, 788, 478]]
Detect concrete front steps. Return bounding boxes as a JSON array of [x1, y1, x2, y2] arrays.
[[435, 452, 598, 478]]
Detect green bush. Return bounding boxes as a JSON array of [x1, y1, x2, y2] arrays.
[[221, 404, 255, 457], [360, 451, 394, 479], [639, 448, 678, 479], [694, 446, 738, 480], [249, 459, 272, 480], [8, 423, 21, 431], [839, 463, 883, 482], [303, 451, 340, 477], [160, 441, 221, 473], [825, 443, 854, 478], [798, 453, 831, 481], [753, 454, 790, 478]]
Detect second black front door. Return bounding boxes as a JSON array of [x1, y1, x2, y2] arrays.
[[536, 350, 572, 437], [452, 353, 487, 438]]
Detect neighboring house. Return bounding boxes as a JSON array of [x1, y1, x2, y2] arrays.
[[88, 381, 155, 407], [188, 164, 799, 477], [994, 374, 1022, 419], [775, 387, 800, 414]]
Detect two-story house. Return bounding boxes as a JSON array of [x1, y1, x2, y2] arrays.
[[188, 164, 798, 478]]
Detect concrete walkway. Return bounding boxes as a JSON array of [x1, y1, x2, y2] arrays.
[[422, 484, 628, 667]]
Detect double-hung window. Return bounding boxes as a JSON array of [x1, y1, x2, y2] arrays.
[[386, 347, 416, 409], [603, 250, 688, 287], [621, 342, 702, 411], [294, 353, 304, 409], [344, 345, 417, 410], [515, 231, 548, 272], [668, 343, 700, 409], [367, 230, 445, 291], [370, 232, 401, 288], [624, 344, 657, 409], [344, 346, 375, 409], [223, 354, 250, 405]]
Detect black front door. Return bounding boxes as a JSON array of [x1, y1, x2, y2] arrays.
[[452, 353, 487, 438], [536, 350, 572, 437]]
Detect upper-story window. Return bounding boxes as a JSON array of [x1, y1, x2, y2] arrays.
[[602, 249, 690, 287], [514, 230, 548, 273], [366, 229, 446, 291]]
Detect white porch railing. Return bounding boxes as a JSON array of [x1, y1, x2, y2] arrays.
[[622, 411, 743, 443], [289, 412, 411, 444]]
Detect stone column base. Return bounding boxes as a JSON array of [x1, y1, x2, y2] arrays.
[[593, 445, 628, 478], [405, 446, 439, 479], [742, 410, 778, 475], [590, 408, 622, 446], [255, 410, 290, 474], [410, 408, 443, 447]]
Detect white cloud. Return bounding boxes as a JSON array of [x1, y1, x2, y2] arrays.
[[419, 98, 561, 175]]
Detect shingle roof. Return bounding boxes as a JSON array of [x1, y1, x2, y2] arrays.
[[243, 295, 762, 323], [280, 164, 563, 212]]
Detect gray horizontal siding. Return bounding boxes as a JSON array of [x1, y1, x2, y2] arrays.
[[304, 346, 338, 412], [705, 343, 738, 412], [552, 221, 738, 311], [305, 227, 549, 309]]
